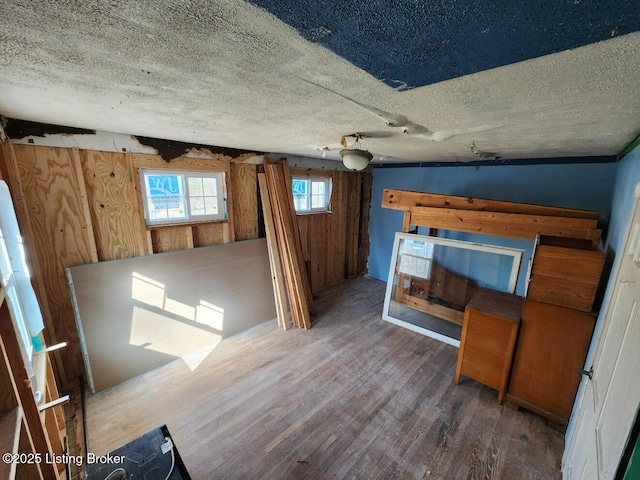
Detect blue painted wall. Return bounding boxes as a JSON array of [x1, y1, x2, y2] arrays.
[[367, 161, 617, 295], [603, 145, 640, 256], [251, 1, 640, 89]]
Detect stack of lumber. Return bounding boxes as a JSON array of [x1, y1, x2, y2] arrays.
[[382, 189, 602, 241], [259, 159, 313, 329]]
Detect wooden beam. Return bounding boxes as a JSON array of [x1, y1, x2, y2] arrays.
[[409, 208, 602, 241], [258, 173, 291, 329], [264, 161, 312, 329], [410, 205, 598, 230], [280, 160, 314, 311], [382, 189, 601, 220]]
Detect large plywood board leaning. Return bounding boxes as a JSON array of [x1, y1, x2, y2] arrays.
[[67, 239, 277, 392]]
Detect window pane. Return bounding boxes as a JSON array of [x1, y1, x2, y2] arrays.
[[292, 179, 307, 195], [203, 178, 217, 196], [190, 197, 205, 216], [188, 177, 204, 196], [311, 181, 325, 195], [204, 197, 218, 215], [148, 195, 186, 220], [311, 194, 325, 209], [145, 174, 186, 221]]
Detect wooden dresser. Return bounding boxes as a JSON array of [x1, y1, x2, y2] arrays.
[[505, 235, 606, 429], [455, 289, 524, 403]]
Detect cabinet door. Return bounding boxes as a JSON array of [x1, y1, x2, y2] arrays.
[[508, 301, 596, 420]]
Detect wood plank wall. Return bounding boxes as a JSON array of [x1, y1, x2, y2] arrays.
[[291, 167, 372, 292], [0, 143, 372, 387]]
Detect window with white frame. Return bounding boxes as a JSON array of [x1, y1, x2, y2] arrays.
[[292, 177, 332, 213], [140, 169, 227, 225]]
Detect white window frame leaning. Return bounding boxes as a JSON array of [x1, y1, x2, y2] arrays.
[[140, 169, 227, 226], [292, 176, 332, 213]]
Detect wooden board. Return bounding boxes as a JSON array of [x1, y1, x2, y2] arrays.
[[80, 150, 147, 261], [150, 226, 192, 253], [67, 239, 277, 392], [10, 144, 98, 385], [382, 189, 601, 219], [230, 163, 258, 241], [258, 173, 290, 329], [409, 207, 601, 240], [192, 223, 227, 247]]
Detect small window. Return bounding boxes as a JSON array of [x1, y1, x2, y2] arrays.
[[292, 177, 332, 213], [140, 169, 226, 225]]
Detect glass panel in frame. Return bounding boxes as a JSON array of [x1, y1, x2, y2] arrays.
[[383, 233, 523, 347]]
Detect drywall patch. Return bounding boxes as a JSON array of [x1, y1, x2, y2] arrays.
[[133, 135, 262, 163]]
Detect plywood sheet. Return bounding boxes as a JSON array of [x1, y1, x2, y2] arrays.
[[68, 239, 276, 392], [80, 150, 147, 261]]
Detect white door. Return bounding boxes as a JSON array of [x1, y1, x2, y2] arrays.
[[564, 183, 640, 480]]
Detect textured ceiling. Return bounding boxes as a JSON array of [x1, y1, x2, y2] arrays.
[[0, 0, 639, 165]]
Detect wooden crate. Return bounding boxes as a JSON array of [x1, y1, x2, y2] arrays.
[[527, 235, 605, 312], [454, 289, 524, 403]]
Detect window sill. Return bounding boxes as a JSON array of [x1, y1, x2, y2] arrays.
[[146, 219, 229, 230], [295, 211, 332, 216]]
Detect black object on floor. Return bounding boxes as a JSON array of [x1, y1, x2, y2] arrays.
[[85, 425, 191, 480]]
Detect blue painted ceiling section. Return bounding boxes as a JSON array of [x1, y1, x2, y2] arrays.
[[250, 0, 640, 90]]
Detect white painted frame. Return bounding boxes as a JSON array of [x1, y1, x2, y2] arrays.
[[383, 232, 524, 347], [140, 169, 227, 226]]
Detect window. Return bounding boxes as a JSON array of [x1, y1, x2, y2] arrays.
[[0, 180, 44, 390], [292, 177, 332, 213], [140, 169, 226, 225]]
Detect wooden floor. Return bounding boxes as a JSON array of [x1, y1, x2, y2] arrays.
[[83, 276, 564, 479]]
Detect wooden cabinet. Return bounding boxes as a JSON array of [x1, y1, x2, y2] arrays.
[[526, 235, 605, 312], [455, 289, 524, 403], [507, 235, 604, 429], [506, 301, 596, 427]]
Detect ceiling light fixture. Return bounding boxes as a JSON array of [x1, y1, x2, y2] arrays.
[[340, 148, 372, 171]]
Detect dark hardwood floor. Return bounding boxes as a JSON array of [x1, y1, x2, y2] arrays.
[[84, 276, 563, 479]]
